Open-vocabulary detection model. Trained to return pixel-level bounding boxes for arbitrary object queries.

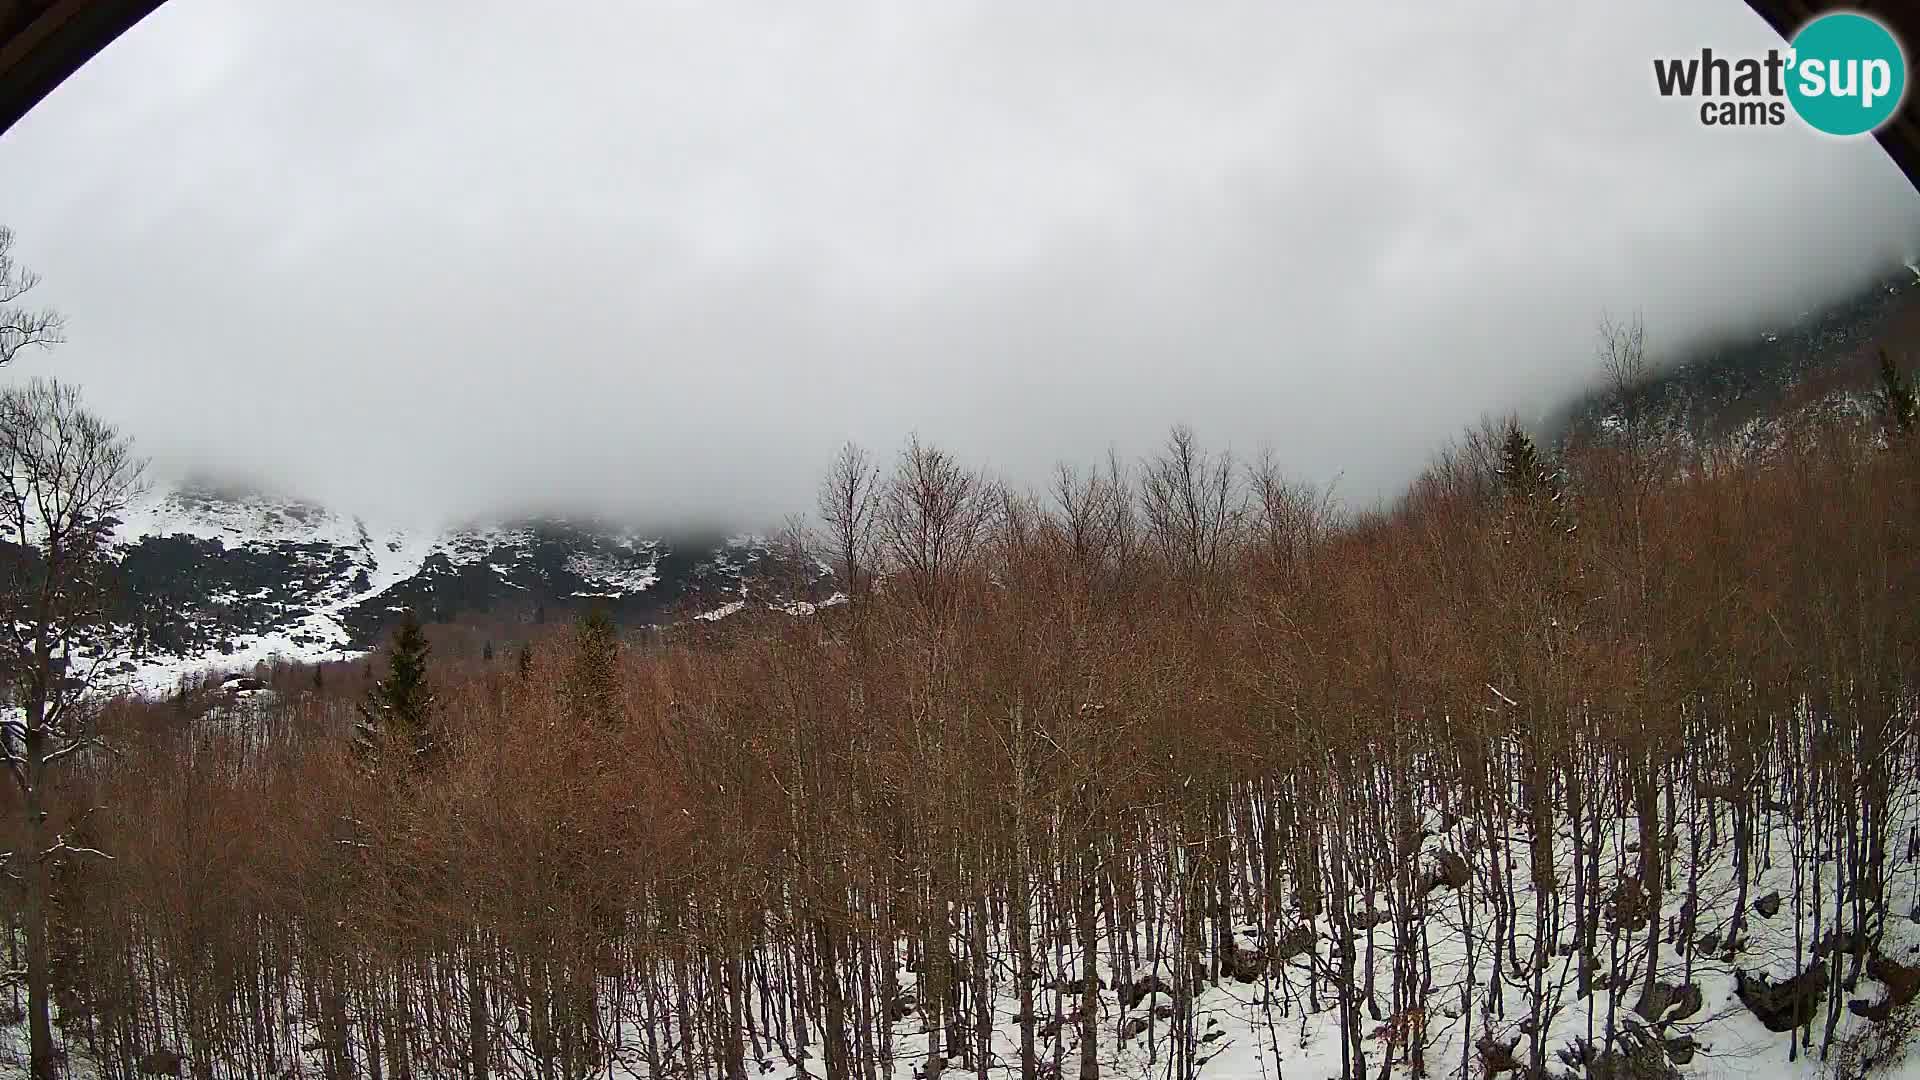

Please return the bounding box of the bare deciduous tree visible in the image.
[0,229,63,369]
[1247,448,1335,586]
[816,442,882,601]
[1139,424,1243,595]
[0,378,144,1080]
[878,435,990,613]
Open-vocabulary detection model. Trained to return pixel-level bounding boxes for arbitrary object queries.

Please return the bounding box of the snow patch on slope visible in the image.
[566,540,661,598]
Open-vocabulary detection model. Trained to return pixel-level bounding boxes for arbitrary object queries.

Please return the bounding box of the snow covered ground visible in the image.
[837,796,1920,1080]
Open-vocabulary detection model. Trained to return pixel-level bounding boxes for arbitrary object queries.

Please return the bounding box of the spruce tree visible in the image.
[356,609,437,764]
[1499,423,1546,504]
[569,607,621,727]
[482,639,495,663]
[1498,423,1564,526]
[1877,349,1915,440]
[1496,420,1574,594]
[517,642,534,682]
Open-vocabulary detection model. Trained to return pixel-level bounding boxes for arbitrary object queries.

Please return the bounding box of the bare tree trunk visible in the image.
[1633,765,1664,1019]
[1076,848,1100,1080]
[25,722,54,1080]
[819,918,852,1080]
[969,896,990,1080]
[467,934,489,1080]
[1012,854,1037,1080]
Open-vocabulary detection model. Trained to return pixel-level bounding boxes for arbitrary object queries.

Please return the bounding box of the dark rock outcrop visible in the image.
[1118,972,1166,1010]
[1733,965,1826,1032]
[1421,850,1470,896]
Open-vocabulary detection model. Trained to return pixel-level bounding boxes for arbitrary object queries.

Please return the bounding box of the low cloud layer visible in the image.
[1,0,1916,528]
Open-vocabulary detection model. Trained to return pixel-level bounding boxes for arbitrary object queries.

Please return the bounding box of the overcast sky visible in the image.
[1,0,1917,528]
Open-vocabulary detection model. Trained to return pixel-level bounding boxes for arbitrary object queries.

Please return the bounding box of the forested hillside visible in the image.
[1552,266,1920,449]
[11,338,1920,1079]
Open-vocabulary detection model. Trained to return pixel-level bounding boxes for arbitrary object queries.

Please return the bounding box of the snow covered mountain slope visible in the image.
[99,483,833,695]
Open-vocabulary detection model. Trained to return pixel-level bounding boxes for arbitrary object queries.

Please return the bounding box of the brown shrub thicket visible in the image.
[5,408,1919,1080]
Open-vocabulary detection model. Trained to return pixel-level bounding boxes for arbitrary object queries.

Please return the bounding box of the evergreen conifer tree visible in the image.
[355,610,436,765]
[1499,423,1545,503]
[569,607,621,727]
[1495,420,1577,606]
[517,642,534,682]
[1497,422,1565,528]
[1877,349,1915,440]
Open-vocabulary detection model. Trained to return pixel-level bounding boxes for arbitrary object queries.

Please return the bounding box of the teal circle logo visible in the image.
[1786,13,1906,136]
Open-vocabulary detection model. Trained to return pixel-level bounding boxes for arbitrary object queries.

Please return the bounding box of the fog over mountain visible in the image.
[0,0,1917,528]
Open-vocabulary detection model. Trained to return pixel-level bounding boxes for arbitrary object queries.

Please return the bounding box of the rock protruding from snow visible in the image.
[1734,964,1826,1032]
[136,1048,182,1077]
[1421,849,1470,896]
[1117,972,1166,1010]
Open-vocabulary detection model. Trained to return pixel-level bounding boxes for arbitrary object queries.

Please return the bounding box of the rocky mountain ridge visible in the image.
[102,485,837,694]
